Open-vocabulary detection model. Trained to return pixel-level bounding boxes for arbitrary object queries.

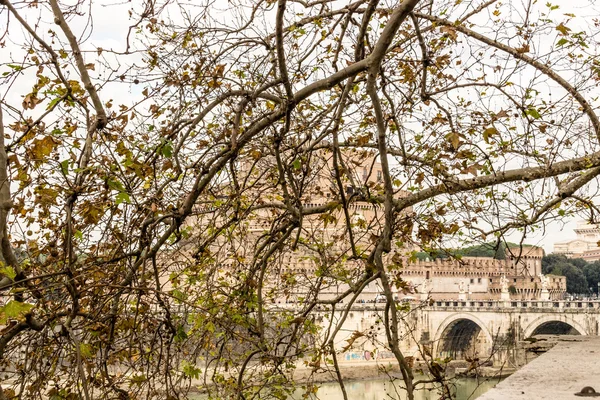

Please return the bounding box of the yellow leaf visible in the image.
[483,126,497,143]
[30,136,58,161]
[556,23,571,35]
[447,132,460,149]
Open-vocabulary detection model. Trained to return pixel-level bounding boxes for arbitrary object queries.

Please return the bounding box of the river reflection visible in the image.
[190,377,501,400]
[295,377,501,399]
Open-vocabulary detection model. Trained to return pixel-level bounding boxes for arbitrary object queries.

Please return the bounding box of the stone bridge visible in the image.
[417,299,600,361]
[300,299,600,364]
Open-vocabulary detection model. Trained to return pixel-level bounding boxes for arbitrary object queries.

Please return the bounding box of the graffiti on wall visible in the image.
[342,349,396,361]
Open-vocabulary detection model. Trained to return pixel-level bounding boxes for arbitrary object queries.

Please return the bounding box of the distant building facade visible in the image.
[553,221,600,261]
[401,246,566,301]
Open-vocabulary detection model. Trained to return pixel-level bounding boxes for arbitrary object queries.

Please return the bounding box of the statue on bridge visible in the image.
[539,273,550,300]
[500,275,510,300]
[500,275,509,293]
[420,279,430,301]
[458,280,466,293]
[457,280,467,300]
[538,273,549,290]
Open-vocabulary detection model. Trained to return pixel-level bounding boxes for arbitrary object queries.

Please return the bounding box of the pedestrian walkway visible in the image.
[478,335,600,399]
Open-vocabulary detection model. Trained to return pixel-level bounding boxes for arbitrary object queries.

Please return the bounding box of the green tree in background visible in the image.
[584,263,600,294]
[543,255,600,294]
[549,262,589,294]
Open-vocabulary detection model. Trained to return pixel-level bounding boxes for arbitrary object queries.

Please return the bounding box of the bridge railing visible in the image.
[428,299,600,310]
[265,299,600,313]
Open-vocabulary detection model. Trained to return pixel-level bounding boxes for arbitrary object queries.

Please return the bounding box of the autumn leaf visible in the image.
[22,93,41,110]
[80,201,105,225]
[515,43,530,53]
[355,133,372,145]
[341,331,365,352]
[556,23,571,35]
[447,132,461,149]
[440,26,458,41]
[29,136,59,161]
[483,127,497,143]
[214,64,226,77]
[415,172,425,185]
[494,109,510,119]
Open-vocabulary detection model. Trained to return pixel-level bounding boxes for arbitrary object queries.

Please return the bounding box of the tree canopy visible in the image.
[543,254,600,295]
[1,0,600,398]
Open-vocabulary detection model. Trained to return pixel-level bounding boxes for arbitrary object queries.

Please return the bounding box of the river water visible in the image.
[191,377,501,399]
[296,377,501,399]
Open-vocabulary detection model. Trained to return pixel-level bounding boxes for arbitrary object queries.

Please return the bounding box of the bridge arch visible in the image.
[523,315,587,338]
[434,313,494,359]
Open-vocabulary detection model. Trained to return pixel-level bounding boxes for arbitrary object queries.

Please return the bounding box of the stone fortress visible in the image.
[398,246,566,301]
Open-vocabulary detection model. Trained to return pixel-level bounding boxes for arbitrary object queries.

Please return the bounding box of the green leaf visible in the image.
[175,325,188,343]
[79,343,93,358]
[7,64,24,71]
[556,38,569,47]
[160,140,173,158]
[4,301,33,317]
[116,192,131,205]
[292,159,302,170]
[47,97,61,110]
[60,160,69,175]
[0,300,34,323]
[107,178,125,192]
[526,108,541,119]
[130,374,147,386]
[0,266,16,280]
[172,289,186,301]
[181,361,202,379]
